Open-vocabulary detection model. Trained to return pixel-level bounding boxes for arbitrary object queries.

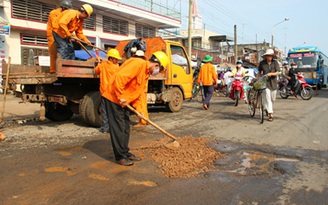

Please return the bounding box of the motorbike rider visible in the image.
[223,67,233,96]
[279,61,289,90]
[231,60,248,103]
[281,61,289,80]
[287,62,298,95]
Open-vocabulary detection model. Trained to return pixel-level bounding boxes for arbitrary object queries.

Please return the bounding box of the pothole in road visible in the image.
[213,143,300,176]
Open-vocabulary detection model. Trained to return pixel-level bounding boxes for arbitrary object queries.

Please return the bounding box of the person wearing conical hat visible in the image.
[258,48,280,122]
[197,54,218,110]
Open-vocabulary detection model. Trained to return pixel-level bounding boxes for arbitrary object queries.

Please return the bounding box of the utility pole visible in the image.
[234,25,237,63]
[187,0,193,58]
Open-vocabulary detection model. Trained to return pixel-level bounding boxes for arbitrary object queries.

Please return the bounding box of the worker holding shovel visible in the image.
[46,0,72,72]
[95,49,122,133]
[104,51,168,166]
[53,4,93,60]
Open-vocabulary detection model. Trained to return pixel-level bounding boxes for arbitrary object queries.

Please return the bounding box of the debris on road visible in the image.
[0,133,5,141]
[141,136,223,178]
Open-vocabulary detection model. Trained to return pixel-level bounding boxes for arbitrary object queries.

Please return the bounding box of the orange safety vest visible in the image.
[106,57,150,109]
[46,8,63,44]
[54,10,88,42]
[95,60,120,99]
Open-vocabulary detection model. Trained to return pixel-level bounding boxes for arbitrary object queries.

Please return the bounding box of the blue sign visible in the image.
[0,24,10,36]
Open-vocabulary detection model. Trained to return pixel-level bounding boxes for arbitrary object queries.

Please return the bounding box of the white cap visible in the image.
[135,50,145,57]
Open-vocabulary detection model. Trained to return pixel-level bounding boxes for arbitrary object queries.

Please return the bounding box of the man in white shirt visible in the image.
[223,68,233,95]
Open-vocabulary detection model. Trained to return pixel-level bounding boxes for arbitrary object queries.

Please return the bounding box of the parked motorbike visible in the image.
[214,81,227,97]
[279,73,314,100]
[229,76,244,106]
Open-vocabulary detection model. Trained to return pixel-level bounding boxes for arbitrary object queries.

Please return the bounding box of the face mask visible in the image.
[292,66,297,69]
[152,68,160,76]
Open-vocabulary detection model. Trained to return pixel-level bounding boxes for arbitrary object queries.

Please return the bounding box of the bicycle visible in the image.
[188,80,204,102]
[196,82,205,103]
[246,75,268,124]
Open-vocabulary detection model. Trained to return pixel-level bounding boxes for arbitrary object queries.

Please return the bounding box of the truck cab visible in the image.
[115,37,193,112]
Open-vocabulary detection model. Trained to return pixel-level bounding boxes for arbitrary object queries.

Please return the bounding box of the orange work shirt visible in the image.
[95,60,120,99]
[106,57,150,110]
[53,10,88,42]
[197,62,218,86]
[46,8,63,44]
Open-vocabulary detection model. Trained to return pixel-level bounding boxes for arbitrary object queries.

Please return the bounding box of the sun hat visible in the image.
[261,49,276,58]
[203,54,213,62]
[134,50,145,57]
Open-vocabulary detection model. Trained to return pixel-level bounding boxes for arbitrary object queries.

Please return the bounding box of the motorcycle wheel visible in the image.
[279,87,289,99]
[300,86,314,100]
[234,90,240,106]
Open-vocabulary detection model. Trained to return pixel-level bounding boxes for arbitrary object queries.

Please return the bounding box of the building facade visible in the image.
[0,0,181,65]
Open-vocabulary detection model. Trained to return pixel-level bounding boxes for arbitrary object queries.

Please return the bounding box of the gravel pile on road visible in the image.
[141,136,223,178]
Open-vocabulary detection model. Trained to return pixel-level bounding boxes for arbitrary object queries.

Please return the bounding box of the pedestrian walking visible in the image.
[197,54,218,110]
[105,51,169,166]
[95,49,122,133]
[53,4,93,60]
[46,0,72,72]
[258,49,280,122]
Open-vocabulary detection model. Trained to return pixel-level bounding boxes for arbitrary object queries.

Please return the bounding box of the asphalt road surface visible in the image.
[0,89,327,205]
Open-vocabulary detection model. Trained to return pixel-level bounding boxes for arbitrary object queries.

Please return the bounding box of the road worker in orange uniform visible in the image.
[46,0,72,72]
[197,54,218,110]
[105,51,169,166]
[95,49,122,133]
[53,4,93,60]
[131,50,149,127]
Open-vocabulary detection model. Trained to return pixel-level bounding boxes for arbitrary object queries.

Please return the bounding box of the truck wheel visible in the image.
[79,92,92,125]
[45,102,73,122]
[83,91,102,127]
[166,87,183,112]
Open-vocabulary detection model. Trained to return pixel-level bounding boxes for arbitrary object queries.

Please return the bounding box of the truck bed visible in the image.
[2,56,98,85]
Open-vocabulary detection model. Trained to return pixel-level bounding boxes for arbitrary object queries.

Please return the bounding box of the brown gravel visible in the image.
[140,136,224,178]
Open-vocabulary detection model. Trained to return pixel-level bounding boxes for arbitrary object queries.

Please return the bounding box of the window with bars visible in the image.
[21,33,47,46]
[103,16,128,35]
[83,13,96,30]
[12,0,55,22]
[136,24,155,38]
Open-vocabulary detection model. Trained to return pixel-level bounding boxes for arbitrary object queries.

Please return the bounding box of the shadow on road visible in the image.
[83,139,115,162]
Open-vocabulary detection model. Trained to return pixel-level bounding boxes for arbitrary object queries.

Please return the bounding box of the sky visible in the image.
[180,0,328,55]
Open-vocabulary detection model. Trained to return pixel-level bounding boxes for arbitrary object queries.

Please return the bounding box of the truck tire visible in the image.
[166,87,183,112]
[82,91,102,127]
[45,102,73,122]
[79,92,92,125]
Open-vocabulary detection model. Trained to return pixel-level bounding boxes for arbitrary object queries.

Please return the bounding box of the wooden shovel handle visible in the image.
[72,37,107,53]
[75,40,93,58]
[1,57,11,122]
[126,104,178,141]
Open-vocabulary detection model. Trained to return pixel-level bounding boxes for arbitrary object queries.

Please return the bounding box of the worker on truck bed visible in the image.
[104,51,169,166]
[53,4,93,60]
[46,0,72,73]
[95,49,122,133]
